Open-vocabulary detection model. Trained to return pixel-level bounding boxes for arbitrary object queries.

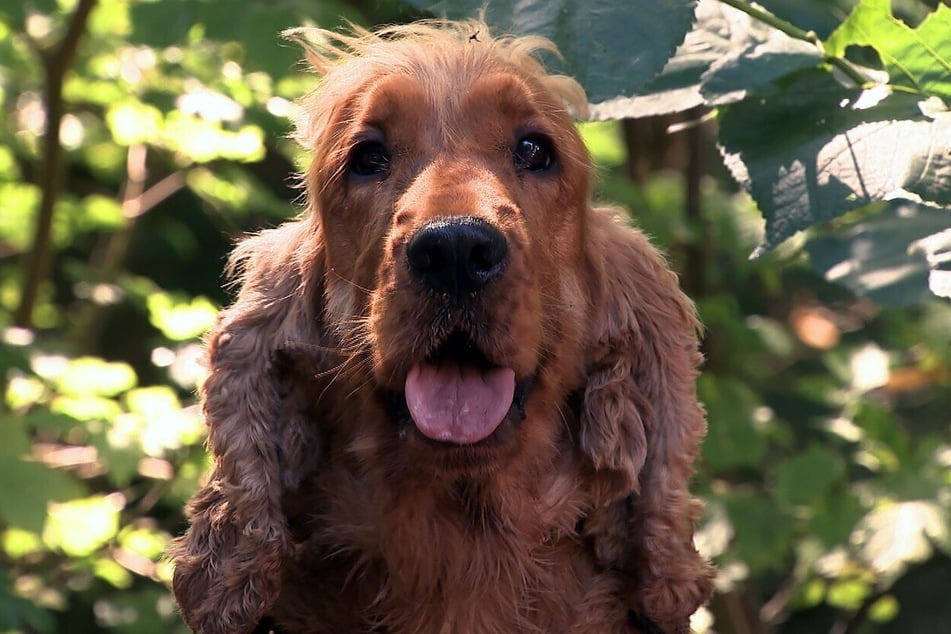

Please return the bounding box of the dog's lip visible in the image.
[423,330,497,369]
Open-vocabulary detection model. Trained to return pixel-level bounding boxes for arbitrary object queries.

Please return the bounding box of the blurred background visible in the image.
[1,1,949,632]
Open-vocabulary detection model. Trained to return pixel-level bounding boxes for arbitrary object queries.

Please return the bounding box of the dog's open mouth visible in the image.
[395,331,530,445]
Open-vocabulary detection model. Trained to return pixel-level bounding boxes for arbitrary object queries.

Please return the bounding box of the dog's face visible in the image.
[301,38,593,468]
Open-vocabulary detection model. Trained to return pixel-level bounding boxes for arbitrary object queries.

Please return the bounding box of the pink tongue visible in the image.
[405,362,516,444]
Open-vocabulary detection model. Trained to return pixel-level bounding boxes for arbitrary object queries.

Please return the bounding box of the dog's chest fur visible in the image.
[274,432,630,634]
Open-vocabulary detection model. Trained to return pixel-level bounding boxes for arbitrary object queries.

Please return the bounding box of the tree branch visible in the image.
[15,0,98,328]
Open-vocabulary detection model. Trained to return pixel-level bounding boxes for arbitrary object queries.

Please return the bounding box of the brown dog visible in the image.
[170,19,714,634]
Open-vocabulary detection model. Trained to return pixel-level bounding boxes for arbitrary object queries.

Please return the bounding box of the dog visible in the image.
[170,19,714,634]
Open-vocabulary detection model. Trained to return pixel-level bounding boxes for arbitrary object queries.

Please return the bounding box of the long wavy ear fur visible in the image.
[580,209,714,631]
[169,217,327,634]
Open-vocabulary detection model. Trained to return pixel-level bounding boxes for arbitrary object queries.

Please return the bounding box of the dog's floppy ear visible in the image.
[169,217,327,634]
[580,209,713,630]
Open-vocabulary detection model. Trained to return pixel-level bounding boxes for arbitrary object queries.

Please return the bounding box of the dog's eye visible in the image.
[512,136,554,172]
[349,140,391,177]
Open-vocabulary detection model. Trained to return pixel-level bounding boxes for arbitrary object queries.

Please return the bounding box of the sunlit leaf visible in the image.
[88,0,132,38]
[852,500,949,581]
[119,526,169,561]
[827,578,871,610]
[868,594,899,623]
[50,393,122,421]
[0,183,41,250]
[577,122,625,167]
[43,495,124,557]
[186,166,252,209]
[2,527,43,558]
[825,0,951,102]
[147,293,218,341]
[94,557,134,589]
[106,101,164,146]
[55,357,137,397]
[121,386,203,456]
[0,145,20,180]
[4,374,47,410]
[719,71,951,256]
[807,203,950,306]
[81,194,124,230]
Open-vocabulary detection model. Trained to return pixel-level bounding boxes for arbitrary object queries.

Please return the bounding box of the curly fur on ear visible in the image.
[169,218,327,634]
[580,209,715,632]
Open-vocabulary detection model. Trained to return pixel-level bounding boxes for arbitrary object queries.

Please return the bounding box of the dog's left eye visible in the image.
[349,140,391,177]
[512,136,554,172]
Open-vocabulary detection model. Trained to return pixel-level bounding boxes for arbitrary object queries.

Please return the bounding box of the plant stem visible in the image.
[15,0,98,328]
[717,0,869,87]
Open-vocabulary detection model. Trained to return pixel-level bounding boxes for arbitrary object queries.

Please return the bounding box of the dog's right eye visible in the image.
[349,141,391,177]
[512,135,554,172]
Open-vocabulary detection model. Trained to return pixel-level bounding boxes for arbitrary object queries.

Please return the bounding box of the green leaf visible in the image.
[807,203,951,306]
[701,37,821,106]
[106,101,164,146]
[719,70,951,255]
[0,459,85,532]
[809,493,864,547]
[0,0,58,28]
[43,495,123,557]
[587,0,825,119]
[55,357,137,397]
[147,293,218,341]
[757,0,859,40]
[723,490,794,574]
[410,0,697,104]
[129,0,359,76]
[590,0,728,119]
[826,0,951,103]
[698,375,768,472]
[774,445,846,507]
[827,578,872,610]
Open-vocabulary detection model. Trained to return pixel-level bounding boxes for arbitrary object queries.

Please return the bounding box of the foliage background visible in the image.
[1,0,949,632]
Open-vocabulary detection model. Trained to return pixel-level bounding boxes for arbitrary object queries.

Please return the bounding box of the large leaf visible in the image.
[758,0,859,40]
[592,0,824,119]
[719,70,951,256]
[807,204,950,306]
[698,375,768,472]
[410,0,697,104]
[0,458,85,532]
[826,0,951,103]
[774,444,846,507]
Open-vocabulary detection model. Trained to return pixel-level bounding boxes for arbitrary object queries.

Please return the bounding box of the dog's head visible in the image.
[289,21,594,468]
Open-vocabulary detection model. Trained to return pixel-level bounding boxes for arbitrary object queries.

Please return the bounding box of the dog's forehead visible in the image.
[342,53,560,148]
[363,69,540,123]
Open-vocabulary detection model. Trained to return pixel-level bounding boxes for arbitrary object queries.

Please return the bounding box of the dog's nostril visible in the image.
[407,216,508,297]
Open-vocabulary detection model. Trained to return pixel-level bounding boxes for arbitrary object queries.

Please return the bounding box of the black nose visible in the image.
[406,216,508,297]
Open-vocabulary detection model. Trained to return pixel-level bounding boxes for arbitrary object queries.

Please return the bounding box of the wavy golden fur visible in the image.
[170,19,714,634]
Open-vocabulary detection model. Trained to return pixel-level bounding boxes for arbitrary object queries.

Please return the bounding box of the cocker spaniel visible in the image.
[171,19,714,634]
